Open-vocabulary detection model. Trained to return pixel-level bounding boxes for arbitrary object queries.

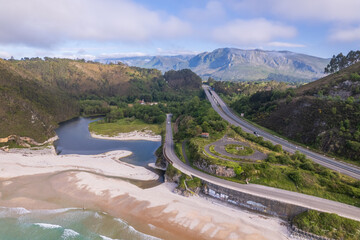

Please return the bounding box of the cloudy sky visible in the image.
[0,0,359,59]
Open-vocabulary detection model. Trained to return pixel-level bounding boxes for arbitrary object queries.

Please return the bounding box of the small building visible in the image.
[139,99,145,105]
[201,132,210,138]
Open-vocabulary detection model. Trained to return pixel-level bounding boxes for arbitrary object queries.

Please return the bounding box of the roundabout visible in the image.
[204,136,267,162]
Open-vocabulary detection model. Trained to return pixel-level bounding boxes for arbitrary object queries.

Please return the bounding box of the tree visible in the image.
[325,50,360,73]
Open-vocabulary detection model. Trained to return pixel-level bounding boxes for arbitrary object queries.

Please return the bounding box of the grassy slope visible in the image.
[189,128,360,207]
[89,118,162,136]
[293,210,360,240]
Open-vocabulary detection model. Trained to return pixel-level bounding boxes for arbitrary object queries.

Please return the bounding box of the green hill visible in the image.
[228,62,360,164]
[0,58,201,142]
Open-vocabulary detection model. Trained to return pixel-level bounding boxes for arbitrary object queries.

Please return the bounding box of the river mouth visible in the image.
[54,117,161,166]
[54,117,164,188]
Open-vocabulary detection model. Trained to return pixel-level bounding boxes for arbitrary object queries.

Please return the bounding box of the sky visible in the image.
[0,0,360,60]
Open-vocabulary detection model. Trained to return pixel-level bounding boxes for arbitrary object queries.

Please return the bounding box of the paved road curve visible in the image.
[164,114,360,221]
[203,85,360,180]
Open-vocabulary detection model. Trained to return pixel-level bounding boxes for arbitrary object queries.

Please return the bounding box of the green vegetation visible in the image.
[174,142,186,163]
[178,175,202,192]
[0,57,203,141]
[165,164,181,179]
[213,80,291,99]
[215,59,360,165]
[225,144,254,156]
[208,144,254,162]
[185,177,202,191]
[231,126,283,153]
[184,123,360,207]
[293,210,360,240]
[108,104,166,124]
[89,118,162,136]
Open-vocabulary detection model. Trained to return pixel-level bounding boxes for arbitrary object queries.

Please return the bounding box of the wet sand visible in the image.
[0,169,293,240]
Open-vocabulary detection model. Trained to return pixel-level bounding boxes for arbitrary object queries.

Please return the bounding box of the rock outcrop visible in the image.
[194,159,236,177]
[0,135,58,148]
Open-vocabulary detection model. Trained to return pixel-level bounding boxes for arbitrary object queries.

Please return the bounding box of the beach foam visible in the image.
[61,229,80,239]
[34,223,62,229]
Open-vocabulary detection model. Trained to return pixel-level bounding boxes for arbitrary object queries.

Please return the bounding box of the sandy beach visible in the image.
[0,148,293,240]
[0,146,158,181]
[90,130,161,142]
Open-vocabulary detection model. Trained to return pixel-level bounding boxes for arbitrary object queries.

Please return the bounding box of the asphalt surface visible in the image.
[164,114,360,221]
[203,85,360,180]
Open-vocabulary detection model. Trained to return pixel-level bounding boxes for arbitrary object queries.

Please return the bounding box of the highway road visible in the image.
[203,85,360,180]
[164,114,360,221]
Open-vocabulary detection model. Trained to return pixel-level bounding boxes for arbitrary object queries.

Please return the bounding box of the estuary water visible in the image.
[54,117,161,166]
[0,117,162,240]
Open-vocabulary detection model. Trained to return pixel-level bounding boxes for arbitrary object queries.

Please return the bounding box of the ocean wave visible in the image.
[100,235,119,240]
[128,225,161,240]
[35,208,80,214]
[0,207,31,217]
[114,217,128,225]
[34,223,62,229]
[61,228,80,239]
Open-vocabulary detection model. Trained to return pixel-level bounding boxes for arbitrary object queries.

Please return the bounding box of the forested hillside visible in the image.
[223,61,360,164]
[0,58,202,141]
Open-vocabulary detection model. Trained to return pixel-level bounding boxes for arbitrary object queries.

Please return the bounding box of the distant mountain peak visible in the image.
[96,48,329,83]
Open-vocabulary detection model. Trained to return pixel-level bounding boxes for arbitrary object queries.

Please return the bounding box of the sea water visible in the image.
[0,207,160,240]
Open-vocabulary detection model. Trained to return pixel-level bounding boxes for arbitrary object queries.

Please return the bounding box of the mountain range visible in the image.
[97,48,329,83]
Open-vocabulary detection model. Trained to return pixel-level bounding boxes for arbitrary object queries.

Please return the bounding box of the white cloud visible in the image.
[212,19,296,45]
[226,0,360,23]
[271,0,360,23]
[268,42,305,48]
[155,48,200,56]
[98,52,149,58]
[184,1,225,22]
[0,51,11,59]
[0,0,191,48]
[330,26,360,42]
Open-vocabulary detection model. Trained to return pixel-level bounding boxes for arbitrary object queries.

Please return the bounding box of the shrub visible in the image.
[300,161,315,171]
[266,153,277,163]
[273,144,282,152]
[288,170,303,186]
[234,166,243,176]
[350,72,360,81]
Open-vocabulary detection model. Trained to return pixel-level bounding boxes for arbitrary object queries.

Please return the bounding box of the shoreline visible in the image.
[0,147,294,239]
[90,131,161,142]
[0,170,293,240]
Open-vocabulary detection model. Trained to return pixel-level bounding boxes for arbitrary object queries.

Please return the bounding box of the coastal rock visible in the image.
[0,135,58,147]
[155,156,167,169]
[164,170,181,183]
[194,159,235,177]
